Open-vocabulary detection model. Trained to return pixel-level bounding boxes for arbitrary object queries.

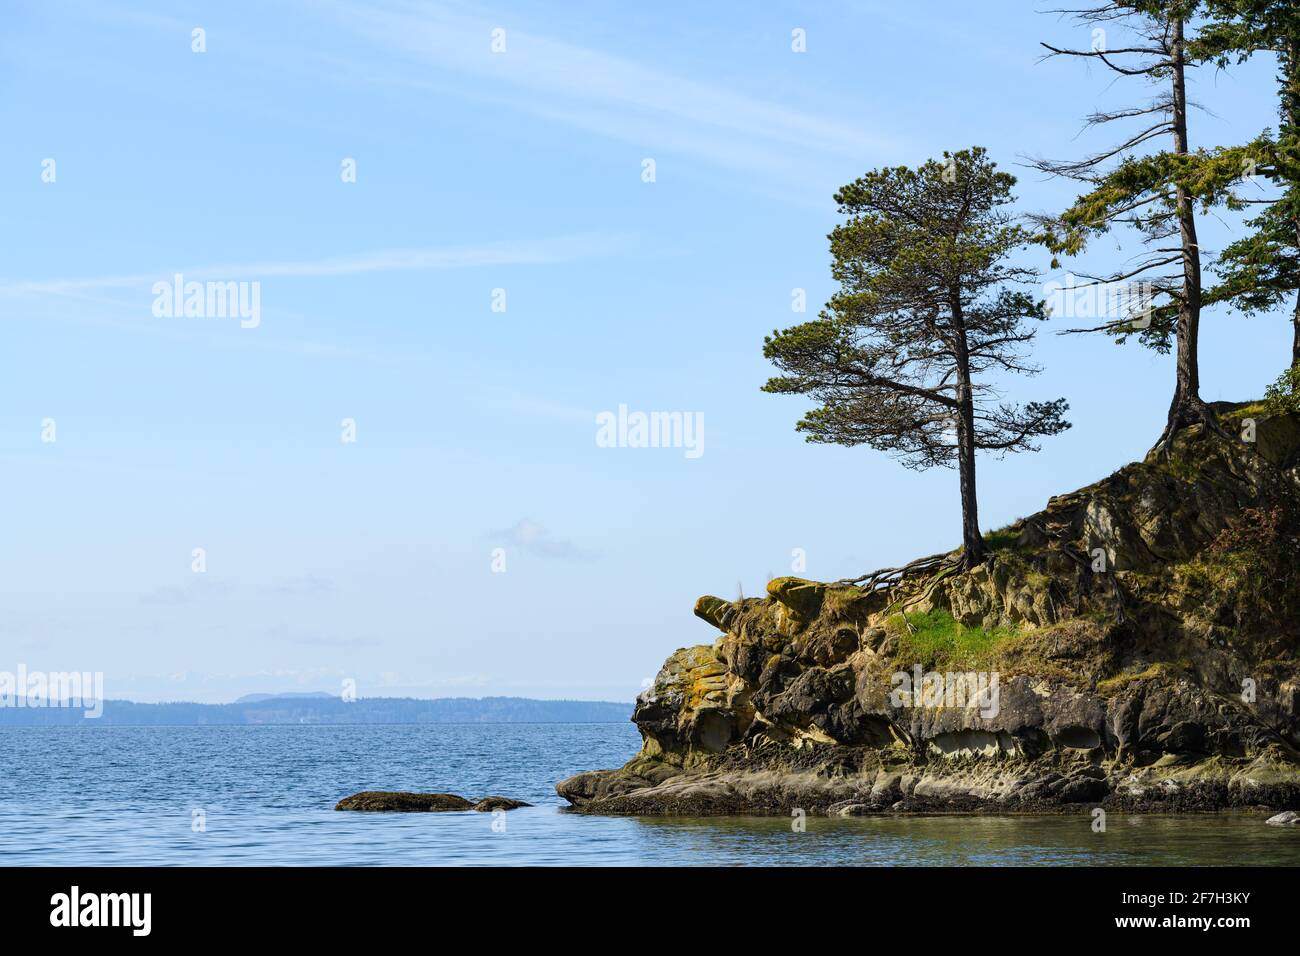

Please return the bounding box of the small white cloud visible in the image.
[490,519,598,562]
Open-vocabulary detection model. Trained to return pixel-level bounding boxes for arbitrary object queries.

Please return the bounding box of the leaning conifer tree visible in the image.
[763,148,1070,570]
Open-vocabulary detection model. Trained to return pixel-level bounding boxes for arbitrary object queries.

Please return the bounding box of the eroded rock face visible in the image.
[634,644,754,758]
[558,408,1300,815]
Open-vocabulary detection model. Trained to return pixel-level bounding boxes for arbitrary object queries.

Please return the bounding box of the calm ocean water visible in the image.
[1,724,1297,866]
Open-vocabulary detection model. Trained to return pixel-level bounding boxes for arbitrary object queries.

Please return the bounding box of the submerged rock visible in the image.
[1266,810,1300,826]
[559,406,1300,815]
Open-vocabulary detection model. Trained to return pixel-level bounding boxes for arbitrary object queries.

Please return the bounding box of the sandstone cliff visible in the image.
[559,402,1300,814]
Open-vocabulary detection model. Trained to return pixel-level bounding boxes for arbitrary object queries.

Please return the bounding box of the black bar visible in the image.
[0,865,1280,940]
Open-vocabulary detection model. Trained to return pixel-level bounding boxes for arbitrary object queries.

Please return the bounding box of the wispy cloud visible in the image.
[83,0,894,190]
[267,575,337,598]
[496,392,597,425]
[490,518,598,562]
[0,233,633,298]
[295,0,891,184]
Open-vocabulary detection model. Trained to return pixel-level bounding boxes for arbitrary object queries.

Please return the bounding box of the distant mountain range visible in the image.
[0,695,633,726]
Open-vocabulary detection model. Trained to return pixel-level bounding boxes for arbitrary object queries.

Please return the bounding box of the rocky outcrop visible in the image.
[559,405,1300,815]
[335,791,530,811]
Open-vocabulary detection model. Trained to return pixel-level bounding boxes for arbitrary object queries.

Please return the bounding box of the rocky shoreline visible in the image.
[558,406,1300,816]
[558,750,1300,816]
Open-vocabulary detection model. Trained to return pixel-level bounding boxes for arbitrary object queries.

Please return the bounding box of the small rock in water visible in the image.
[335,791,473,812]
[334,791,531,812]
[473,797,531,812]
[1266,810,1300,826]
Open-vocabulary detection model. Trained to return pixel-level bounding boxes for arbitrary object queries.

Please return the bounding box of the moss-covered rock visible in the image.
[558,405,1300,814]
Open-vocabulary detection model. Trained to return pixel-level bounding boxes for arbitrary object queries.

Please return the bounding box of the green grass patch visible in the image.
[1096,662,1175,695]
[1221,401,1268,422]
[951,525,1024,555]
[983,529,1019,551]
[1024,569,1052,589]
[885,609,1019,670]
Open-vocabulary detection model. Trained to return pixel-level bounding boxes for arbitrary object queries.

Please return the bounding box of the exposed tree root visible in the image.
[834,551,957,593]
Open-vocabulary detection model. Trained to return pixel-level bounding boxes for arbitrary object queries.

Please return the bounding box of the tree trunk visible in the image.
[1289,37,1300,371]
[956,403,985,569]
[1294,233,1300,370]
[1294,286,1300,370]
[951,321,986,568]
[1159,14,1215,447]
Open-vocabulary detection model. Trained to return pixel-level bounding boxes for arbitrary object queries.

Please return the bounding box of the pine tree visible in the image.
[1195,0,1300,372]
[1032,1,1217,448]
[762,149,1070,569]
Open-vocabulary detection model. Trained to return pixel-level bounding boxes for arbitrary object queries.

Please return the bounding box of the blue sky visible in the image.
[0,1,1287,702]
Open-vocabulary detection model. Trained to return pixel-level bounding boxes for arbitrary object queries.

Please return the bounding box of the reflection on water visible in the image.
[0,725,1296,866]
[626,813,1300,866]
